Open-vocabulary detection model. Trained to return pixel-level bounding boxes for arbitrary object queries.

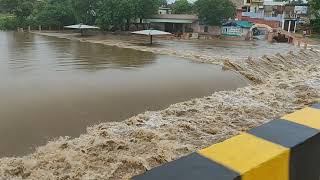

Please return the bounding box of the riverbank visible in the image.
[0,32,319,179]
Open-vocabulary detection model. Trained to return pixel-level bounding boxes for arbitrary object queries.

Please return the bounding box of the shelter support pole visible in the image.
[150,35,153,44]
[267,32,273,42]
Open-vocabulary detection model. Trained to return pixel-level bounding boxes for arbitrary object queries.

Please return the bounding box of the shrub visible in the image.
[0,16,17,30]
[311,19,320,33]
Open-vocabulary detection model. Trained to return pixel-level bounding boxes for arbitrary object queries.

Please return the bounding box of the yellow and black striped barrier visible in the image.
[133,104,320,180]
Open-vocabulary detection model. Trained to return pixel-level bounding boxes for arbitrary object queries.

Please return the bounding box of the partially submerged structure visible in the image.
[131,29,171,44]
[221,20,254,39]
[64,24,99,36]
[146,14,199,33]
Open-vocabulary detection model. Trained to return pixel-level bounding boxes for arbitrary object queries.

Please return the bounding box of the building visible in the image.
[158,7,172,15]
[238,0,310,32]
[146,14,199,33]
[282,3,309,33]
[238,0,285,28]
[221,20,254,39]
[244,0,264,13]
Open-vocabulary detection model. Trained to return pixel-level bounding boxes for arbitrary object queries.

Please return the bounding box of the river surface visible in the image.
[0,32,248,157]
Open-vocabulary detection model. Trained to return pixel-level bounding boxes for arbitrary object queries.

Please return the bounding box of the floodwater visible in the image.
[88,34,299,60]
[0,32,248,157]
[158,38,300,60]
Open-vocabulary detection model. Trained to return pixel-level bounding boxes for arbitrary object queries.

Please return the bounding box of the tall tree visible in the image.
[309,0,320,32]
[96,0,162,30]
[96,0,132,30]
[195,0,236,25]
[71,0,97,25]
[0,0,36,20]
[195,0,235,26]
[35,0,76,29]
[131,0,164,23]
[309,0,320,18]
[172,0,193,14]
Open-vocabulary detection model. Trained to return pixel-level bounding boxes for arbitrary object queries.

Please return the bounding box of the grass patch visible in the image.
[309,34,320,39]
[0,15,17,30]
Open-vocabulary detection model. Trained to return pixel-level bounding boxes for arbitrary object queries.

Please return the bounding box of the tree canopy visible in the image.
[195,0,235,25]
[35,0,76,29]
[71,0,97,25]
[0,0,37,20]
[309,0,320,32]
[96,0,163,30]
[0,0,240,30]
[172,0,193,14]
[309,0,320,18]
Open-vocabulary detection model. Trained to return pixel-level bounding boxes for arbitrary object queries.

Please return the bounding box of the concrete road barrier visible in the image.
[133,104,320,180]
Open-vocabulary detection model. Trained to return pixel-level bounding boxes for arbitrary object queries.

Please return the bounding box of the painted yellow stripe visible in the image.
[199,133,289,180]
[282,107,320,130]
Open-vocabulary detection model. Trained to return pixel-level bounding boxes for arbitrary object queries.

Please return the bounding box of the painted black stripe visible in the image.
[132,152,241,180]
[289,133,320,180]
[311,103,320,109]
[248,119,320,180]
[248,119,319,148]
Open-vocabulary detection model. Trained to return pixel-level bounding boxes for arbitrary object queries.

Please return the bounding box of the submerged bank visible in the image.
[0,33,319,179]
[32,32,300,65]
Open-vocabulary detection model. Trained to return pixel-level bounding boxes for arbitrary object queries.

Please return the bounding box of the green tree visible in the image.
[309,0,320,18]
[195,0,235,25]
[0,0,36,23]
[172,0,193,14]
[130,0,164,25]
[96,0,161,30]
[309,0,320,32]
[96,0,132,30]
[0,16,17,30]
[71,0,97,25]
[35,0,75,29]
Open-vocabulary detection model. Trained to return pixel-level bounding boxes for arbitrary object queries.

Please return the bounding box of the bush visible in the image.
[0,16,17,30]
[311,19,320,33]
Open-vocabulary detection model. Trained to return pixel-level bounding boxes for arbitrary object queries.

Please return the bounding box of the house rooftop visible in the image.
[146,14,198,24]
[264,1,288,6]
[151,14,198,20]
[223,20,254,28]
[159,7,171,10]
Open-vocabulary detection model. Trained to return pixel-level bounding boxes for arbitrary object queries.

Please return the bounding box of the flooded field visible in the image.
[0,32,248,157]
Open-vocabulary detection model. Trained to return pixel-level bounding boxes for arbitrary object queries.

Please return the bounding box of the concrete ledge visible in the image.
[133,104,320,180]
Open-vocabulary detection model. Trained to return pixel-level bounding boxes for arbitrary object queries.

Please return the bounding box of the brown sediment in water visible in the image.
[0,33,319,179]
[30,32,236,65]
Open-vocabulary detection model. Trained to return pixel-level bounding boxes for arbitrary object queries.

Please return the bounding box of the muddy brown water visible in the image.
[87,33,300,60]
[0,32,249,157]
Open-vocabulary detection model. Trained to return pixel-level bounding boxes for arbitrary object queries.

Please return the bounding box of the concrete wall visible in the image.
[150,23,165,31]
[241,16,280,28]
[192,23,221,35]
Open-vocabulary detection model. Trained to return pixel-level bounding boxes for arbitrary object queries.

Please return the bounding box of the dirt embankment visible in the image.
[0,47,319,179]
